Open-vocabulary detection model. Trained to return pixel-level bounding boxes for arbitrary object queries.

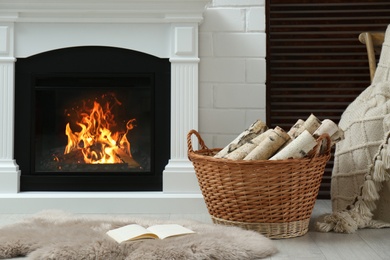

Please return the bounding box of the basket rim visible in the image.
[188,147,331,165]
[187,129,332,164]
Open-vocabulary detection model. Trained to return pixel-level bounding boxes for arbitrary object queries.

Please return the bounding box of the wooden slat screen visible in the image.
[266,0,390,199]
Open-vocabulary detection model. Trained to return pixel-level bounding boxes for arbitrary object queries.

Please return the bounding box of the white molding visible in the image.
[0,26,9,54]
[0,161,20,193]
[0,59,20,193]
[163,44,199,193]
[0,22,14,57]
[169,62,199,159]
[0,57,15,62]
[0,62,15,160]
[0,0,210,23]
[14,23,172,58]
[0,192,207,214]
[174,27,196,56]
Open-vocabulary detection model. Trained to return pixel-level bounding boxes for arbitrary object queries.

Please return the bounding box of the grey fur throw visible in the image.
[0,210,277,260]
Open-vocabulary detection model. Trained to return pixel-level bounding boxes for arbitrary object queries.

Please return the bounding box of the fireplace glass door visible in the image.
[15,47,170,191]
[35,75,152,173]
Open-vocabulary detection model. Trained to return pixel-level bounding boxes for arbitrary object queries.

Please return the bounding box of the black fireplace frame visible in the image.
[15,46,170,191]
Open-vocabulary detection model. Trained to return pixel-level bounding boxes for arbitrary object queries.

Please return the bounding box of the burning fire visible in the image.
[64,98,136,165]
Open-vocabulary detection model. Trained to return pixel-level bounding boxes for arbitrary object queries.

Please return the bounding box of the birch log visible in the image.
[312,119,339,153]
[312,118,344,145]
[287,119,305,138]
[291,114,322,139]
[313,119,339,137]
[303,114,322,134]
[313,119,344,151]
[269,130,317,160]
[279,119,305,151]
[225,129,273,160]
[214,120,267,158]
[244,126,290,160]
[330,129,344,144]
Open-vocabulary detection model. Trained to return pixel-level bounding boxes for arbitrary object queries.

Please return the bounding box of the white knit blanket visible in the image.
[316,25,390,233]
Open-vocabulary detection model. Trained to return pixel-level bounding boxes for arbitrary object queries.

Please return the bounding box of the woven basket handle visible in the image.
[187,129,209,153]
[311,133,332,158]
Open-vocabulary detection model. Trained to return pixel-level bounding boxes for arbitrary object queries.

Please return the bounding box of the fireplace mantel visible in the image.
[0,0,209,23]
[0,0,210,214]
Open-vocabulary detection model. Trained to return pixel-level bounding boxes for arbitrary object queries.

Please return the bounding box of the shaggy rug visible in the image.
[0,210,277,260]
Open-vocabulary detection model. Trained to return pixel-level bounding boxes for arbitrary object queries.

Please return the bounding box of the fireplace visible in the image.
[15,46,170,191]
[0,0,210,214]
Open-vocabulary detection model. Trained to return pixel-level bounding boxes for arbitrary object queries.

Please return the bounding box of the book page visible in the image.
[146,224,195,239]
[106,224,158,243]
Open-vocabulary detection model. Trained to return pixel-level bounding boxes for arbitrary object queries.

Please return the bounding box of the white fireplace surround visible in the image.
[0,0,210,214]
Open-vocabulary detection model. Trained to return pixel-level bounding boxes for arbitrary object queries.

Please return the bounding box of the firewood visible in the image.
[244,126,290,160]
[312,118,344,145]
[224,129,273,160]
[58,149,84,163]
[214,120,268,158]
[313,119,339,137]
[269,130,317,160]
[302,114,322,134]
[330,129,344,144]
[291,114,321,139]
[277,118,305,152]
[312,118,343,151]
[115,148,141,168]
[287,119,305,138]
[279,115,321,152]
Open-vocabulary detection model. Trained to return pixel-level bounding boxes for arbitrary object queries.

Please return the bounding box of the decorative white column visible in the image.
[0,23,20,193]
[163,24,200,193]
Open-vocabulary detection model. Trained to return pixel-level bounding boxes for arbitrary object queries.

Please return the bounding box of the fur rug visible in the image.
[0,210,277,260]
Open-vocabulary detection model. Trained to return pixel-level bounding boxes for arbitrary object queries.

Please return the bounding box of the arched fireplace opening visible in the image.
[15,46,170,191]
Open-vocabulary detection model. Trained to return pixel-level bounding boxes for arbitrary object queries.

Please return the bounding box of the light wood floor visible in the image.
[0,200,389,260]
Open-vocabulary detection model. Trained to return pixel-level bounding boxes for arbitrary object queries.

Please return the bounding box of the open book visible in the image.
[106,224,195,243]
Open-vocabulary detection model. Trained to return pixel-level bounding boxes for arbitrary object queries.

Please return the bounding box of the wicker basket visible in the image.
[187,129,331,239]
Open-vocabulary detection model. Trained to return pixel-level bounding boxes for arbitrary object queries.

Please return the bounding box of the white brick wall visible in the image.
[199,0,266,148]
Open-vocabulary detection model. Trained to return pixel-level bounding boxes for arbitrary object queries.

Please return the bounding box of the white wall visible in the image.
[199,0,266,148]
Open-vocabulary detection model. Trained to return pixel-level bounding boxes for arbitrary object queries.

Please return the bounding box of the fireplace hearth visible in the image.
[15,46,170,191]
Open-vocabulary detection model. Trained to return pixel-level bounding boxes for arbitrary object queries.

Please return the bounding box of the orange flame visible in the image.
[64,100,136,164]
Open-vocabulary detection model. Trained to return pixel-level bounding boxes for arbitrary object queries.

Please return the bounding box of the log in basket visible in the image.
[187,129,331,239]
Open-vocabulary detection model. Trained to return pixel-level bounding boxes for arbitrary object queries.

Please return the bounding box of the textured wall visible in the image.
[199,0,266,148]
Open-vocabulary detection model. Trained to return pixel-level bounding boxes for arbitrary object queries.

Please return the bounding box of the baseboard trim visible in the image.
[0,192,208,214]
